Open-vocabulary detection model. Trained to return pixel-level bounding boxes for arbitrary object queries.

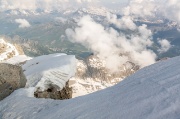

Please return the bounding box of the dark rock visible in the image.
[0,63,27,100]
[34,82,72,100]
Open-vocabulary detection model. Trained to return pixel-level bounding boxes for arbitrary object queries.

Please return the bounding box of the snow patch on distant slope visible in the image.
[22,53,77,91]
[0,38,19,61]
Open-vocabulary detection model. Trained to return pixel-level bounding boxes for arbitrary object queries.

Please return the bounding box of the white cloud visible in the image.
[124,0,180,24]
[158,39,172,53]
[123,0,156,19]
[76,0,93,3]
[0,0,37,11]
[162,0,180,24]
[107,13,136,30]
[0,0,96,12]
[66,15,157,72]
[15,19,31,28]
[0,0,129,12]
[1,0,180,27]
[0,0,65,12]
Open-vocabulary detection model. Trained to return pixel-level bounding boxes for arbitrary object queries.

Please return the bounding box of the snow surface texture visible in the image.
[1,56,180,119]
[0,38,19,61]
[2,55,32,65]
[22,53,77,91]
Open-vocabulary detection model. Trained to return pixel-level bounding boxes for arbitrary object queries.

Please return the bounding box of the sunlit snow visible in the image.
[22,53,77,91]
[1,56,180,119]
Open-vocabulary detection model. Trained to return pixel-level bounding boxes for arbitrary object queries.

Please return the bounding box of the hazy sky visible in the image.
[0,0,129,11]
[0,0,170,13]
[99,0,129,9]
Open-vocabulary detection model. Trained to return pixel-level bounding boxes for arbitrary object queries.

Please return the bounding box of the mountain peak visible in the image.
[0,38,20,61]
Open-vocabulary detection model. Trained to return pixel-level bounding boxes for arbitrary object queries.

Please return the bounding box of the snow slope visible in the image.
[2,55,32,65]
[22,53,77,91]
[1,56,180,119]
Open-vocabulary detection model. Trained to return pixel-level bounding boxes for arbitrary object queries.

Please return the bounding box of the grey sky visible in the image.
[0,0,129,11]
[98,0,129,9]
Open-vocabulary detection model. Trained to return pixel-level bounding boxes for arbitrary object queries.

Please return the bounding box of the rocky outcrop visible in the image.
[0,38,20,61]
[0,63,27,100]
[76,55,139,82]
[70,55,140,97]
[14,44,24,55]
[34,82,72,100]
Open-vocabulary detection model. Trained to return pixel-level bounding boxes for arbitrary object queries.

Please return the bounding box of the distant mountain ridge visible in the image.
[0,38,22,61]
[70,55,139,97]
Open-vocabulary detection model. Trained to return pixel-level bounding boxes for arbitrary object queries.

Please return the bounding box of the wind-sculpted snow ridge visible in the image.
[0,39,19,61]
[1,55,180,119]
[22,53,77,91]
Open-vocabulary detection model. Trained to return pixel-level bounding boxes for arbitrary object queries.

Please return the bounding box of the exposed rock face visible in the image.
[0,63,27,100]
[34,82,72,100]
[70,55,140,97]
[0,38,22,61]
[82,55,139,82]
[14,44,24,55]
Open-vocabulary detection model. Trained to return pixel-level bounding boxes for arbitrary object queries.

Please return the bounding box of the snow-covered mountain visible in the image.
[0,38,31,65]
[74,6,110,17]
[20,53,138,98]
[1,54,180,119]
[70,55,139,97]
[0,40,139,98]
[2,5,111,17]
[0,38,22,61]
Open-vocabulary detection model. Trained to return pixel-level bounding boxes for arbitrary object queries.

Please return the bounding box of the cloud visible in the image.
[124,0,180,24]
[76,0,93,3]
[15,19,31,28]
[1,0,180,27]
[158,39,172,53]
[123,0,156,19]
[0,0,37,11]
[107,13,136,30]
[162,0,180,24]
[0,0,60,12]
[0,0,127,12]
[66,15,157,72]
[0,0,96,12]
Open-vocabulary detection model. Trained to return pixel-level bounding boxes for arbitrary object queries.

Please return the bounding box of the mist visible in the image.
[66,15,158,72]
[65,0,175,72]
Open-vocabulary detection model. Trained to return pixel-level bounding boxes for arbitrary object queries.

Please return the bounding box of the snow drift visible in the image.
[1,55,180,119]
[22,53,77,91]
